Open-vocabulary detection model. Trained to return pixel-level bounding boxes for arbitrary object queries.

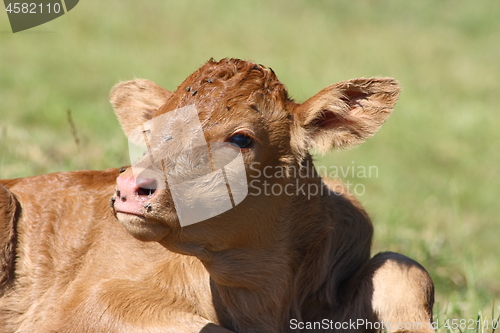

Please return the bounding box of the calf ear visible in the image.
[110,79,172,136]
[293,77,400,153]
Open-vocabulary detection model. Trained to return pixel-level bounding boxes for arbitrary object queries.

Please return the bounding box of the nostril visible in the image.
[135,178,157,197]
[137,187,156,197]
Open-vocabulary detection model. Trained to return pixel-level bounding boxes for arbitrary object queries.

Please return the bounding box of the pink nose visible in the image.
[113,175,157,215]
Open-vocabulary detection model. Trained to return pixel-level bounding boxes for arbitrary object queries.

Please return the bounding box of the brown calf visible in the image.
[0,58,434,332]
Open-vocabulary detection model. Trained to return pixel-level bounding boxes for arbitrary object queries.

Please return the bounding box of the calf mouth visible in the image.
[114,211,172,242]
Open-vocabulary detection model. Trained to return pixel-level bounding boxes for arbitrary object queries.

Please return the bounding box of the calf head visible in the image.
[110,58,400,254]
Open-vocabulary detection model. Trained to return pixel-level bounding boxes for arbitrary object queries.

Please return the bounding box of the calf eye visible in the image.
[228,133,253,149]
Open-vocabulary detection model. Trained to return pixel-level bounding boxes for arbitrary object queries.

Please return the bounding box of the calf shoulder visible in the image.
[0,169,122,329]
[0,169,217,332]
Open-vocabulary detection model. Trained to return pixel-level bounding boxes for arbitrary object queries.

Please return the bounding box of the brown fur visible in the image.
[0,184,19,293]
[0,58,434,332]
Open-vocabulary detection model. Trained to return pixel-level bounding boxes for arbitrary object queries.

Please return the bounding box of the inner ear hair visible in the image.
[297,77,401,153]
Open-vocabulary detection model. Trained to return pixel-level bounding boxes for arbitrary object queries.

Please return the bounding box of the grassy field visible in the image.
[1,0,499,329]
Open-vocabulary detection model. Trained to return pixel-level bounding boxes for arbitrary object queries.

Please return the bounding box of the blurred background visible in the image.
[1,0,499,325]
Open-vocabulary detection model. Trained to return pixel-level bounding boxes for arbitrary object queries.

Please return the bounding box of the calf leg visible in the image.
[50,279,235,333]
[371,252,434,332]
[353,252,435,333]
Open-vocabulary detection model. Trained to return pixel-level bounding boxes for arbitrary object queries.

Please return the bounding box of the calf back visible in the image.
[0,169,214,331]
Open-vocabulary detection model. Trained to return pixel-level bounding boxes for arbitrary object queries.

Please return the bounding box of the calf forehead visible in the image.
[156,58,291,122]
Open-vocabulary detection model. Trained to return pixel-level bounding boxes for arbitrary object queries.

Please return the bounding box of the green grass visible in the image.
[1,0,499,329]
